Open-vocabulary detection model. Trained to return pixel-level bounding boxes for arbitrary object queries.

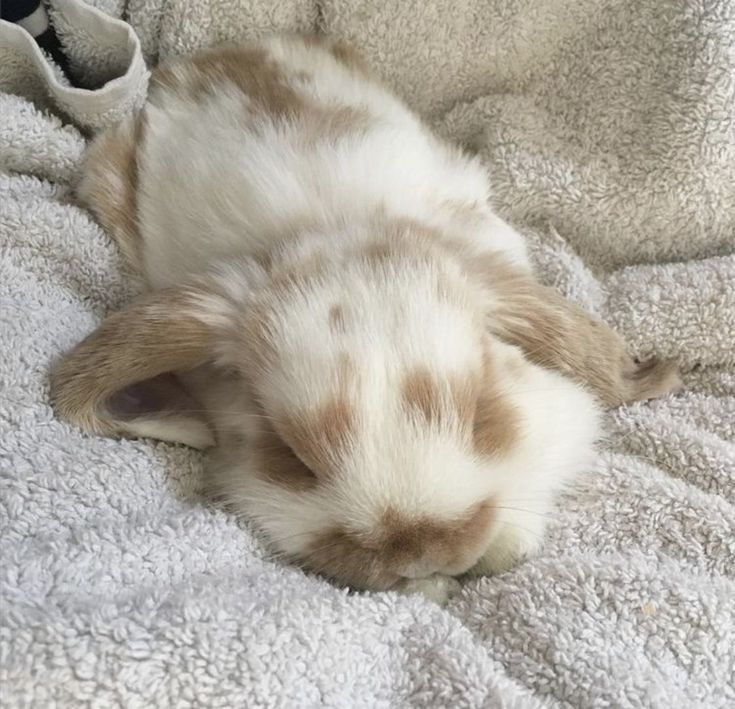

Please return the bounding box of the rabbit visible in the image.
[51,35,681,603]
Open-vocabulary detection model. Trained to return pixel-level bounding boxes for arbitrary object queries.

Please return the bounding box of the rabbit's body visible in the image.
[106,38,527,288]
[56,36,680,602]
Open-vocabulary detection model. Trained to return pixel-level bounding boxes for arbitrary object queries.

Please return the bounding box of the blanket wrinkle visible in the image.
[1,0,733,706]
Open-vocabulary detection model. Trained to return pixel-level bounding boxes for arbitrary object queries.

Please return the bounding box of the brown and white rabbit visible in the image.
[51,35,680,603]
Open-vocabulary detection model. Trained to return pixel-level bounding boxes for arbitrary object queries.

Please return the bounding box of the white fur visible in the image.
[138,38,527,289]
[208,335,600,588]
[99,36,600,597]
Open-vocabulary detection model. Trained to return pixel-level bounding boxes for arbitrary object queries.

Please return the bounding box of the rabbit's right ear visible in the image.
[50,285,240,448]
[463,251,681,407]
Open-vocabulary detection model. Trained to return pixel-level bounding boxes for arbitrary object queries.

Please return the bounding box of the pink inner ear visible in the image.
[106,372,203,420]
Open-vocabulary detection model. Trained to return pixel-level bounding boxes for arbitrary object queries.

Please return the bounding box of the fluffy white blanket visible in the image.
[1,0,733,705]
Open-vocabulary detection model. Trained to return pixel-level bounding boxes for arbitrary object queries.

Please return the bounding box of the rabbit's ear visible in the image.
[103,371,214,449]
[50,286,236,448]
[465,252,681,406]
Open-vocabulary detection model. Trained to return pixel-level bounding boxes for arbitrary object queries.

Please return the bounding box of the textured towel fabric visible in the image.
[1,1,734,707]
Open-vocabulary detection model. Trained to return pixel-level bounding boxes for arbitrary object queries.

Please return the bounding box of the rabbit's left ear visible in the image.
[50,285,237,448]
[465,252,681,406]
[103,371,215,449]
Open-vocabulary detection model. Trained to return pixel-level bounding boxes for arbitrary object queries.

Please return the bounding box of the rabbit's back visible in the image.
[132,37,503,287]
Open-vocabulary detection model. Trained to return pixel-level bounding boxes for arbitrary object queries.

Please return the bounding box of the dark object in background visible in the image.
[1,0,69,75]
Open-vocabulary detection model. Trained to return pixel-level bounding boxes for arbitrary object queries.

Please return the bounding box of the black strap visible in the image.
[1,0,43,26]
[1,0,70,76]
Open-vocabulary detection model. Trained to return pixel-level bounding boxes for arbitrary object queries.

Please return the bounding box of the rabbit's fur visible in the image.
[52,36,680,602]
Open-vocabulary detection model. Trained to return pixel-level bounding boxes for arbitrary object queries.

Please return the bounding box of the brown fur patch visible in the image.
[380,501,494,564]
[622,357,682,400]
[316,396,355,455]
[283,396,356,474]
[151,44,372,143]
[472,349,521,458]
[362,239,399,265]
[253,425,317,492]
[50,287,214,437]
[299,105,373,146]
[473,388,521,458]
[298,35,374,78]
[275,354,358,476]
[301,527,398,590]
[302,500,495,590]
[360,222,472,307]
[151,46,302,117]
[78,112,144,272]
[401,361,519,456]
[328,304,347,333]
[270,257,327,295]
[377,219,446,257]
[401,367,443,425]
[328,40,374,77]
[242,302,279,370]
[440,199,484,225]
[463,251,682,406]
[448,374,479,429]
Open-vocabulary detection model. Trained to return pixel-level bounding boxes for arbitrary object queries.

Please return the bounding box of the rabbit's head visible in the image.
[52,219,602,589]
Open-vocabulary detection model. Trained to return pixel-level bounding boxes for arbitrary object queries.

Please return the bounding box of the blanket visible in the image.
[1,0,733,706]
